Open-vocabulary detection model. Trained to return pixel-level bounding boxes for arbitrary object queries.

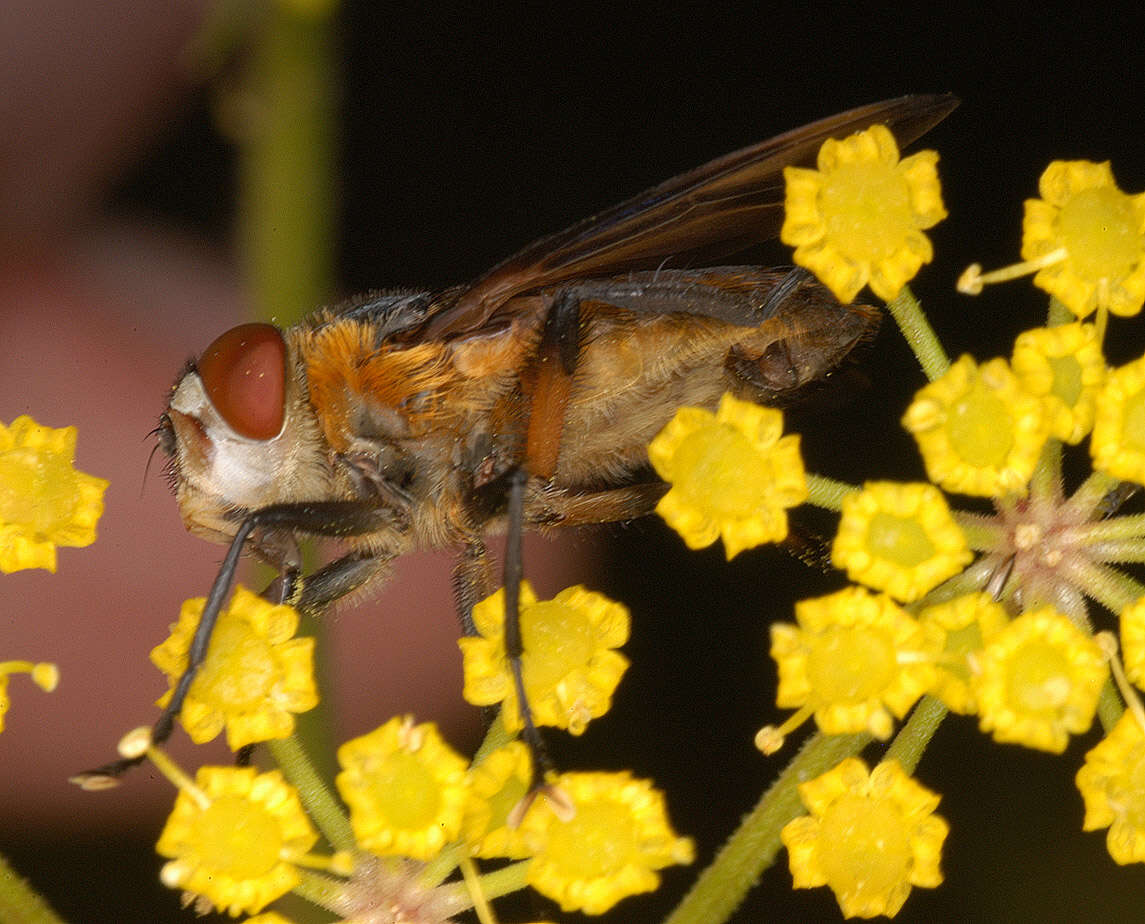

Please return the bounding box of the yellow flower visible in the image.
[770,586,935,739]
[648,393,807,559]
[462,741,534,859]
[242,914,297,924]
[1011,323,1106,444]
[973,606,1106,753]
[902,355,1049,497]
[1076,711,1145,864]
[831,481,972,602]
[1090,354,1145,485]
[781,123,946,303]
[518,771,694,915]
[0,660,59,734]
[459,582,629,735]
[0,415,108,572]
[150,586,318,750]
[156,766,318,917]
[781,758,948,919]
[1022,160,1145,319]
[918,593,1009,715]
[1119,596,1145,689]
[336,716,469,861]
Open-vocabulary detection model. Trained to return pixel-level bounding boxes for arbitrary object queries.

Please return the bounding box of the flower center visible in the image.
[866,512,936,568]
[674,426,769,515]
[807,626,897,702]
[822,162,912,262]
[546,800,636,880]
[522,599,594,692]
[366,751,442,829]
[1006,641,1071,712]
[1048,354,1083,408]
[196,618,276,710]
[1058,186,1143,281]
[818,794,911,900]
[946,387,1014,467]
[0,448,77,534]
[193,795,283,879]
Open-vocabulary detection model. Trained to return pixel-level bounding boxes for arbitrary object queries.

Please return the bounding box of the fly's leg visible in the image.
[72,501,400,788]
[500,288,583,785]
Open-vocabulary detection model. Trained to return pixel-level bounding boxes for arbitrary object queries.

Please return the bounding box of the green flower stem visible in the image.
[918,556,997,605]
[1060,558,1145,614]
[471,710,515,767]
[293,868,347,914]
[886,285,950,382]
[1074,514,1145,543]
[1087,540,1145,563]
[0,854,64,924]
[239,0,339,325]
[805,473,858,512]
[1030,438,1063,500]
[953,512,1006,551]
[422,843,463,887]
[882,695,948,774]
[1048,296,1074,326]
[1065,470,1122,519]
[663,731,869,924]
[1096,679,1125,734]
[437,860,531,916]
[269,735,355,852]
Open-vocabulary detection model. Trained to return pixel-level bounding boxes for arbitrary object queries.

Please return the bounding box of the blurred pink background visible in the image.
[0,0,583,838]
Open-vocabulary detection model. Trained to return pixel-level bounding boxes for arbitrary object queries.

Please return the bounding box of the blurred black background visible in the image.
[8,2,1145,922]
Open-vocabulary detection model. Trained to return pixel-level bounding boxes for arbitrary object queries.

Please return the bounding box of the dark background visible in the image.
[6,3,1145,922]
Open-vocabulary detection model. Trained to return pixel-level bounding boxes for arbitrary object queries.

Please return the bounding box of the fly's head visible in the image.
[159,323,330,546]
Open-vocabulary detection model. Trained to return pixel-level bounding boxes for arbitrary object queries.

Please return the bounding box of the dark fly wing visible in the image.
[421,94,957,338]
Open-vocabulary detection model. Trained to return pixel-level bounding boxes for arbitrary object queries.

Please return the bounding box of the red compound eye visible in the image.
[197,323,286,440]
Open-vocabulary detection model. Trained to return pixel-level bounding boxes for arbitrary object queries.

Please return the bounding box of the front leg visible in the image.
[73,500,404,787]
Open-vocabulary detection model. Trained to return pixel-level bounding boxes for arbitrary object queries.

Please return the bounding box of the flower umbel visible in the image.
[781,123,946,303]
[770,586,935,740]
[831,481,972,602]
[973,606,1106,753]
[156,765,319,916]
[519,771,694,914]
[901,355,1049,497]
[781,758,948,919]
[0,415,108,572]
[150,585,318,750]
[648,392,807,559]
[335,715,469,861]
[459,581,629,735]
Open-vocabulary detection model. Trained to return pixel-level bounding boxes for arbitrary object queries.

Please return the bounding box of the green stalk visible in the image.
[883,695,948,774]
[805,473,858,512]
[0,854,65,924]
[269,736,355,853]
[437,860,531,916]
[663,731,869,924]
[885,285,950,382]
[238,1,339,325]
